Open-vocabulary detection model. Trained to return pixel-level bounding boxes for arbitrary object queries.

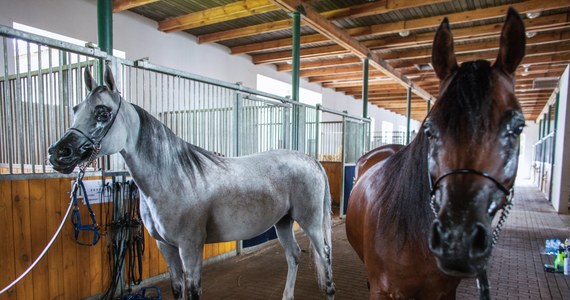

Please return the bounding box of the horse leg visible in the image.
[275,216,301,300]
[301,221,335,299]
[179,242,205,300]
[156,241,185,300]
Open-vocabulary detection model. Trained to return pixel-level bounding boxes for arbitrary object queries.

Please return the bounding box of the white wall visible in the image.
[517,121,538,180]
[551,65,570,214]
[0,0,419,132]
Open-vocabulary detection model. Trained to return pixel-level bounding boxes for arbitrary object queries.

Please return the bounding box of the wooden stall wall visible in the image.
[320,162,342,209]
[0,177,236,300]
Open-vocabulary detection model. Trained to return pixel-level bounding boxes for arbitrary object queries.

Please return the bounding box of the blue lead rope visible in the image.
[70,179,101,246]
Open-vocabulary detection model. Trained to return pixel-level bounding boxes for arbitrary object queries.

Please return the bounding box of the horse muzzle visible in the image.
[428,219,492,277]
[48,133,95,174]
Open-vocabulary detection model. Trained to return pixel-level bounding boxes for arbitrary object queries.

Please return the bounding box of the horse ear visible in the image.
[432,18,458,81]
[104,64,116,92]
[84,67,97,92]
[493,7,526,75]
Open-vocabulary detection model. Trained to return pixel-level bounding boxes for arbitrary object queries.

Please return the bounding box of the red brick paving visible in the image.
[142,180,570,299]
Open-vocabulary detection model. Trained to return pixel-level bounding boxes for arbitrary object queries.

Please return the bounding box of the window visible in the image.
[13,23,125,72]
[382,121,393,144]
[256,74,322,106]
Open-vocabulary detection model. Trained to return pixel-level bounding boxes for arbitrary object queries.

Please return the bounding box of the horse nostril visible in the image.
[470,223,490,258]
[429,220,444,256]
[57,147,73,158]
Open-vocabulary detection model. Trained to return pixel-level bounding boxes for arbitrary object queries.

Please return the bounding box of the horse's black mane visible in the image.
[375,129,432,252]
[133,104,223,185]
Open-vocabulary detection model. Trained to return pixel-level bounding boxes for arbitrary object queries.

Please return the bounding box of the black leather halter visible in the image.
[429,168,512,198]
[427,167,515,248]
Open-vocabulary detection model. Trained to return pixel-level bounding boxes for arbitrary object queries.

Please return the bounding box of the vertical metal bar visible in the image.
[15,40,25,173]
[38,45,46,173]
[362,57,369,119]
[2,37,13,173]
[291,10,301,151]
[233,92,240,157]
[340,116,347,218]
[427,98,431,114]
[315,105,320,160]
[406,86,412,144]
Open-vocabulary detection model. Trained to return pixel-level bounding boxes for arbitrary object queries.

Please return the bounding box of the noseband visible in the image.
[67,95,122,171]
[428,168,514,247]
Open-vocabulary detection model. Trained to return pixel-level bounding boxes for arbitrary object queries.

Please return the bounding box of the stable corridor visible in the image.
[146,180,570,299]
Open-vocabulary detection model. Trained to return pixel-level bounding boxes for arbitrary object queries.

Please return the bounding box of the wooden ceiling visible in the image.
[114,0,570,121]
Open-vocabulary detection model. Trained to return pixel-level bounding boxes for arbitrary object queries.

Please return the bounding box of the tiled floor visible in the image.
[142,180,570,299]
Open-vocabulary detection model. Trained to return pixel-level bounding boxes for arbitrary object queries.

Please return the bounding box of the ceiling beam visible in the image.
[112,0,159,12]
[232,11,570,55]
[159,0,279,32]
[198,0,448,44]
[270,0,433,100]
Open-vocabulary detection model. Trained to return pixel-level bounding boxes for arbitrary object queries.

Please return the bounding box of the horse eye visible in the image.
[96,111,111,122]
[507,123,525,136]
[424,127,434,139]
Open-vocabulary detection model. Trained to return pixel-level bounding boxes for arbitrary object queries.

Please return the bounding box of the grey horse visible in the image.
[48,66,335,300]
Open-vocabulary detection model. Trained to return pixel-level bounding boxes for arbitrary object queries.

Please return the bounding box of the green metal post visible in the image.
[97,0,113,81]
[362,57,369,118]
[427,98,431,113]
[291,10,301,151]
[406,87,412,144]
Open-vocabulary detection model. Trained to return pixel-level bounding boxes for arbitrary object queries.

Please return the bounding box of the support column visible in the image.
[362,57,369,119]
[406,86,412,144]
[427,98,431,114]
[291,9,301,151]
[97,0,113,81]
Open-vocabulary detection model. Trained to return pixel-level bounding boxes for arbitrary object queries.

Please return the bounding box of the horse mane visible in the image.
[132,104,224,186]
[374,128,433,253]
[431,60,495,143]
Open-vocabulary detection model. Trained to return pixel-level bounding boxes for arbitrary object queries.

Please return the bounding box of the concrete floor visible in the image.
[138,180,570,299]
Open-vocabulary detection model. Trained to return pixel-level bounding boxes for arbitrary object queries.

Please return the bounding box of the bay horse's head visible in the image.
[48,66,126,174]
[426,8,525,277]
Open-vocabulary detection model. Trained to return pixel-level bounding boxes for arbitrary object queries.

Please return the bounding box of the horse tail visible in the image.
[312,163,333,291]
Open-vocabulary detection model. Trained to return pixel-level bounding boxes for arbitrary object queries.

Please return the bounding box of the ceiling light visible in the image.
[522,65,530,76]
[526,31,537,38]
[399,30,410,37]
[526,11,541,19]
[415,63,433,71]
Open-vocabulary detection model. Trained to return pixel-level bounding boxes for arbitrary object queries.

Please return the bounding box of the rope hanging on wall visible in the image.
[101,179,145,300]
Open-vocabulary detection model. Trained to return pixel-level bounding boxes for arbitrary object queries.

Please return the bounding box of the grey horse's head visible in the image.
[48,66,127,174]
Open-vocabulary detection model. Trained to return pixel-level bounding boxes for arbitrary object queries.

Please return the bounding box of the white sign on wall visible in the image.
[71,180,112,205]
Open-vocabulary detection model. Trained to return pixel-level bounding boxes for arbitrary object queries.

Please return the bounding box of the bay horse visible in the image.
[346,7,525,300]
[48,66,335,300]
[354,144,404,183]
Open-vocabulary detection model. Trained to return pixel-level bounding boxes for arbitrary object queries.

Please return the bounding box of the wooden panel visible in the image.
[12,180,33,299]
[0,177,238,299]
[28,179,48,300]
[0,180,16,299]
[320,162,343,207]
[60,179,79,300]
[45,178,64,300]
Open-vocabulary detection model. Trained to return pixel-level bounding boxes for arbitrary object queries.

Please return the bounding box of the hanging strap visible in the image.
[70,179,101,246]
